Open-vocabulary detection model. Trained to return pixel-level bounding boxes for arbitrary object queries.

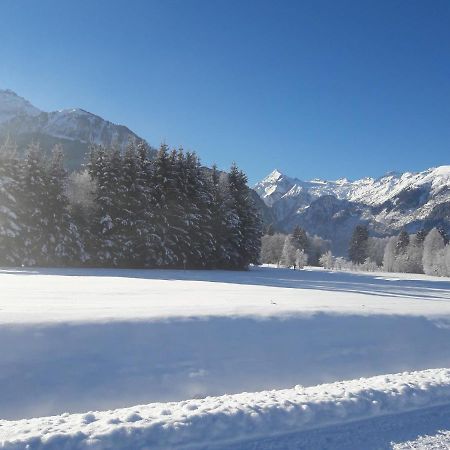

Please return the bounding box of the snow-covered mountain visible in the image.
[0,89,152,167]
[255,167,450,254]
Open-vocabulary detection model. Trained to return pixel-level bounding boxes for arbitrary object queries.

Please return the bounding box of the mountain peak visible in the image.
[0,89,41,124]
[266,169,284,181]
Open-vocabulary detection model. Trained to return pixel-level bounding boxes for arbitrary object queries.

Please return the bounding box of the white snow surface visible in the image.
[2,266,450,423]
[2,368,450,450]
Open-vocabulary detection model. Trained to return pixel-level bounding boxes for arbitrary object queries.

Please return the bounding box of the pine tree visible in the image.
[207,165,231,268]
[115,140,159,267]
[227,163,262,269]
[395,230,410,255]
[150,144,176,266]
[348,224,369,264]
[87,146,123,266]
[19,143,50,266]
[180,152,212,267]
[134,140,159,267]
[0,139,22,265]
[44,145,84,265]
[291,225,309,252]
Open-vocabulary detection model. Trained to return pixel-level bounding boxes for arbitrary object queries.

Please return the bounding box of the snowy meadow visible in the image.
[1,265,450,448]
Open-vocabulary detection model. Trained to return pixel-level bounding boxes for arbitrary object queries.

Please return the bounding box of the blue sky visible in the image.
[1,0,449,184]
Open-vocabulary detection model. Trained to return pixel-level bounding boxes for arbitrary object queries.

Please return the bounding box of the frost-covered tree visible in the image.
[423,228,446,276]
[445,245,450,276]
[260,233,286,265]
[382,236,395,272]
[319,250,334,270]
[367,236,388,266]
[281,235,297,268]
[295,248,308,269]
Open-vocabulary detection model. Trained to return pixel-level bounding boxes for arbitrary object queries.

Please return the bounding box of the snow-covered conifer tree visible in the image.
[423,228,446,276]
[227,163,262,268]
[43,145,84,265]
[0,139,22,265]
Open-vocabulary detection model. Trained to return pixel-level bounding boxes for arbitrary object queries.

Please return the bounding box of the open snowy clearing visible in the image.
[1,266,450,448]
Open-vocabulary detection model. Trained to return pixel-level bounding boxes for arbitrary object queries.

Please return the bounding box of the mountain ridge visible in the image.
[0,89,154,167]
[255,166,450,254]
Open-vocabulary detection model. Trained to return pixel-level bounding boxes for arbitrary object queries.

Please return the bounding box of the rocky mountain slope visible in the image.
[255,167,450,254]
[0,89,152,168]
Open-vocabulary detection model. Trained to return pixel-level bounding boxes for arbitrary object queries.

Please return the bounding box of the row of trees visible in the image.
[0,140,262,269]
[260,222,450,277]
[260,225,330,268]
[327,225,450,277]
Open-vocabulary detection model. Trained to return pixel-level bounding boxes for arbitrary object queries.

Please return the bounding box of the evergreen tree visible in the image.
[207,165,231,268]
[227,163,262,268]
[291,225,309,252]
[0,139,22,265]
[395,230,410,255]
[150,144,176,266]
[87,146,123,266]
[19,143,49,266]
[348,224,369,264]
[44,146,84,265]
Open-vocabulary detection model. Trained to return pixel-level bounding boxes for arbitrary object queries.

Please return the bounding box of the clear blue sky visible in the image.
[1,0,449,184]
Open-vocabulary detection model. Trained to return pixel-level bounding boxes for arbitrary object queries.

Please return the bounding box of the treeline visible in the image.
[0,140,262,269]
[322,225,450,277]
[260,225,330,268]
[260,223,450,277]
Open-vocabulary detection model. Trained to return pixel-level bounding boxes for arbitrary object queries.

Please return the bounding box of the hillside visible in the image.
[0,89,155,168]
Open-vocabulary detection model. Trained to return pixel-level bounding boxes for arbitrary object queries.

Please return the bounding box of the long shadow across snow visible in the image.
[1,266,450,301]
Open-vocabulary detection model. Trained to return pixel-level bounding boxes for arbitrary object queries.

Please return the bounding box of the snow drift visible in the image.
[2,368,450,450]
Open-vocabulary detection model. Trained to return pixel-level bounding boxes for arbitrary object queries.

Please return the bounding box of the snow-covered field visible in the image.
[1,266,450,448]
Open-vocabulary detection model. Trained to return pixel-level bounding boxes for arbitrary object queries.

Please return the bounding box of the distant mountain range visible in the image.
[0,89,155,168]
[255,167,450,255]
